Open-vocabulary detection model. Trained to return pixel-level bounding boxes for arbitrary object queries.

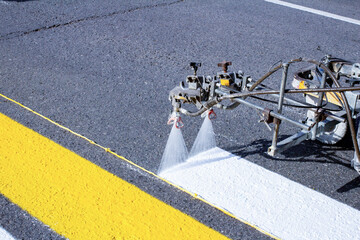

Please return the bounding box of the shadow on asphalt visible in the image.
[226,135,354,169]
[225,135,360,193]
[337,176,360,193]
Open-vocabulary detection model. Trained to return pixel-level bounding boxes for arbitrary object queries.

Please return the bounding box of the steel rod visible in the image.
[250,85,346,123]
[230,96,311,130]
[269,63,289,156]
[311,68,328,140]
[220,86,360,100]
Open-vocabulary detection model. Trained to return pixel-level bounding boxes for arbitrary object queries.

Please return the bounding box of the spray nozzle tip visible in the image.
[167,112,184,128]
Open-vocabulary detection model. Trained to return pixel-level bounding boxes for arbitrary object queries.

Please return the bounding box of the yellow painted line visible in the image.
[0,113,228,239]
[0,93,277,239]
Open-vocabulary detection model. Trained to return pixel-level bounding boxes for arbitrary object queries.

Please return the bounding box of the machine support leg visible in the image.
[268,63,289,156]
[311,70,327,140]
[273,130,310,154]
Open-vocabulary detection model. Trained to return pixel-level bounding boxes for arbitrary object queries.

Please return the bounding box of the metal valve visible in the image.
[190,62,202,76]
[217,61,232,73]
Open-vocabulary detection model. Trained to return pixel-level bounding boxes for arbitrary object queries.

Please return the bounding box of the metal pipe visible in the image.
[211,88,312,130]
[249,84,346,122]
[179,85,356,120]
[251,84,310,107]
[248,63,282,91]
[178,98,219,117]
[220,86,360,100]
[268,93,346,123]
[248,58,303,91]
[269,63,289,156]
[179,107,207,117]
[277,63,289,113]
[231,98,311,130]
[311,68,328,140]
[216,102,241,110]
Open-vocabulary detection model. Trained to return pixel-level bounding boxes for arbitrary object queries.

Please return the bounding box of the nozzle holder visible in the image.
[218,61,232,73]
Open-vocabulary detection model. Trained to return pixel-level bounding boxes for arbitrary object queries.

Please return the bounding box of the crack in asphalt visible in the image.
[0,0,184,41]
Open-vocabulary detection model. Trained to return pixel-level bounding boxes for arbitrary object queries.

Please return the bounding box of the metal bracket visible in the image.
[262,108,274,124]
[259,108,282,131]
[315,108,327,122]
[262,108,281,124]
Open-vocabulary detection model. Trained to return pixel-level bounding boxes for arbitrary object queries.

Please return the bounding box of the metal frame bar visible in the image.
[215,90,311,130]
[268,63,289,156]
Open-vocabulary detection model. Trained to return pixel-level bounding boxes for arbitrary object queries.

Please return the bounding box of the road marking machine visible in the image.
[168,55,360,174]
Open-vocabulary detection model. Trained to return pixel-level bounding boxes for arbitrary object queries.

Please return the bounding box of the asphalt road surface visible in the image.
[1,0,360,239]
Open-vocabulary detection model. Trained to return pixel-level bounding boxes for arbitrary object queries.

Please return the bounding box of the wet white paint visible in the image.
[160,147,360,239]
[0,227,16,240]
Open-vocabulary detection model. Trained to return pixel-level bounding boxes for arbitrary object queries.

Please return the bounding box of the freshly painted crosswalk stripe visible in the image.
[0,113,228,240]
[160,147,360,240]
[0,227,16,240]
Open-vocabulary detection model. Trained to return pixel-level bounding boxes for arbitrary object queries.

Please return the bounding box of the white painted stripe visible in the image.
[160,147,360,240]
[0,227,16,240]
[265,0,360,26]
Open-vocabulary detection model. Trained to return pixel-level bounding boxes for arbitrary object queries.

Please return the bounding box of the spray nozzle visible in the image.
[175,117,184,128]
[201,109,216,120]
[167,112,184,128]
[208,109,216,120]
